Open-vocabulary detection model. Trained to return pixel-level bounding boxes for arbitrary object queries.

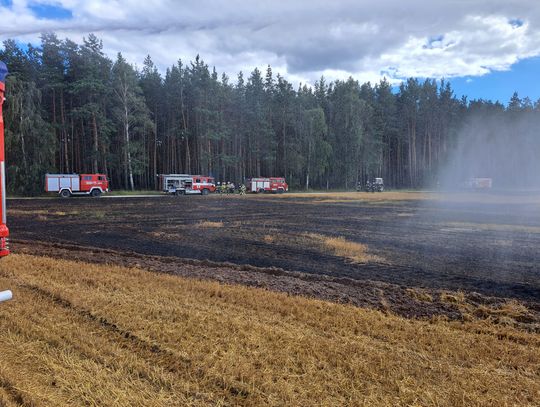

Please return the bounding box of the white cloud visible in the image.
[1,0,540,86]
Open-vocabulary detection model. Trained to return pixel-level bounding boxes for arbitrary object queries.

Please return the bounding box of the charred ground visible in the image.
[7,192,540,318]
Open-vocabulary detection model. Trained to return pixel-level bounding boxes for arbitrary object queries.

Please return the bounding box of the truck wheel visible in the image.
[201,188,209,196]
[278,188,284,194]
[91,189,102,197]
[60,189,71,198]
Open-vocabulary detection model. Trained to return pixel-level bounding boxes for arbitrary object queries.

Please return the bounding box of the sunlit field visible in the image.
[0,254,538,406]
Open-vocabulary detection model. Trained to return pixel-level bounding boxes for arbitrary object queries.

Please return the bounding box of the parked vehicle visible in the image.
[247,177,288,193]
[467,177,492,190]
[45,173,109,198]
[159,174,216,195]
[358,177,384,192]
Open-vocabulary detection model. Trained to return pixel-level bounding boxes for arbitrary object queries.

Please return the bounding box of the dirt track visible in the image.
[7,192,540,315]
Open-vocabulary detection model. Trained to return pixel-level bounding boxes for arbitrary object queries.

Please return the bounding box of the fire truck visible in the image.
[159,174,216,195]
[468,177,492,190]
[45,173,109,198]
[0,60,12,303]
[247,177,288,193]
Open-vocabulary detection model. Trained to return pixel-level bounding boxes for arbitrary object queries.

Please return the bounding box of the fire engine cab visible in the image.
[159,174,216,195]
[45,173,109,198]
[247,177,288,193]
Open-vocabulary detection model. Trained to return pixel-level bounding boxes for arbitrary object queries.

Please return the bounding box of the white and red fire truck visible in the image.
[467,177,493,190]
[159,174,216,195]
[45,173,109,198]
[247,177,288,193]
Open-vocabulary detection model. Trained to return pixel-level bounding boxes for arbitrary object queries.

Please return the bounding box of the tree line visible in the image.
[0,33,537,195]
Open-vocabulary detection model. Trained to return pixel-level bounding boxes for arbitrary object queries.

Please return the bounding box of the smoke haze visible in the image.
[438,106,540,190]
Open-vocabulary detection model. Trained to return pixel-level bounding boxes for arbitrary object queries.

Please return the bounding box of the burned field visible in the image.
[8,192,540,320]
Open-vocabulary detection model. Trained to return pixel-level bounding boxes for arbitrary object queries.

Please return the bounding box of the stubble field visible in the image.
[0,254,538,406]
[1,191,539,405]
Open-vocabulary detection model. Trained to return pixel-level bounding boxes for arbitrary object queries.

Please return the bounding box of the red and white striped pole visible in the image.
[0,61,11,303]
[0,61,10,258]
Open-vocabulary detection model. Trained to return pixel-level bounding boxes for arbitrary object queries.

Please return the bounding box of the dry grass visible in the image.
[196,220,224,228]
[90,210,107,220]
[10,209,80,216]
[306,233,384,263]
[0,254,539,406]
[396,212,414,217]
[263,234,275,243]
[440,291,537,326]
[406,288,433,303]
[265,191,430,202]
[445,221,540,234]
[440,291,467,304]
[252,190,540,207]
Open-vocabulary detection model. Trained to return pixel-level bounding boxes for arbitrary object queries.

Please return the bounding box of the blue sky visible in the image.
[1,0,539,105]
[28,3,72,20]
[448,57,540,104]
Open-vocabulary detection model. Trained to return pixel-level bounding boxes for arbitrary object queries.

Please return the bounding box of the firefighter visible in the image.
[220,182,227,194]
[239,184,246,195]
[229,182,235,194]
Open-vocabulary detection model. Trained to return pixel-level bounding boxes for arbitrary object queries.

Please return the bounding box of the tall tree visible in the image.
[111,53,153,190]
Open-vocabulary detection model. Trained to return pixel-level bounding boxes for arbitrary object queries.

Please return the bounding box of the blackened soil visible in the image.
[8,193,540,304]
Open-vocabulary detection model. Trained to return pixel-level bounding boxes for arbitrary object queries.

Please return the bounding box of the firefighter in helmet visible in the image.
[239,184,246,195]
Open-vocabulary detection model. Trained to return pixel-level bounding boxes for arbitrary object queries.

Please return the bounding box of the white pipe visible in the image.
[0,290,12,303]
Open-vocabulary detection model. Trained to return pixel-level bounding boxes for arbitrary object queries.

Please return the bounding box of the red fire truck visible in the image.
[45,173,109,198]
[159,174,216,195]
[247,177,288,193]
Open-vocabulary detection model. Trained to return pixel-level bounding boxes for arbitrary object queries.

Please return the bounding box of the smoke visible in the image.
[406,108,540,300]
[438,108,540,190]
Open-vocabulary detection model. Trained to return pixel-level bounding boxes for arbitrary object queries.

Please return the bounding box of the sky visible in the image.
[0,0,539,103]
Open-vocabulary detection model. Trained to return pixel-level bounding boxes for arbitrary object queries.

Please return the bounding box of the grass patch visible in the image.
[9,209,80,216]
[261,191,431,204]
[107,190,162,196]
[0,254,538,406]
[439,292,536,327]
[445,221,540,234]
[263,234,275,243]
[440,291,467,304]
[196,220,224,228]
[406,288,434,303]
[306,233,384,263]
[89,210,106,220]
